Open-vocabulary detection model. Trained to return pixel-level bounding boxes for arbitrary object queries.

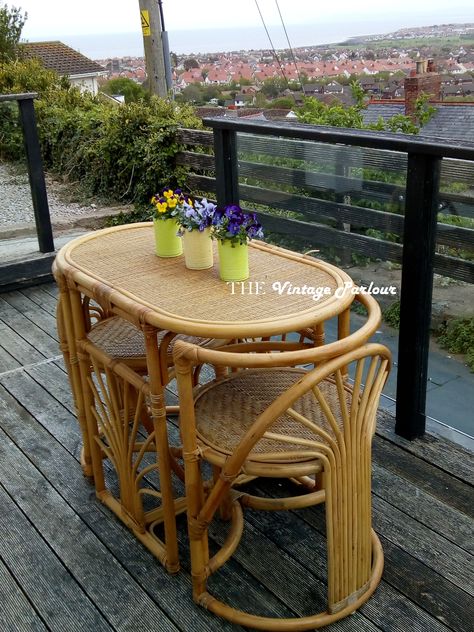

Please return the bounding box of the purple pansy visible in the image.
[176,196,217,234]
[212,204,264,245]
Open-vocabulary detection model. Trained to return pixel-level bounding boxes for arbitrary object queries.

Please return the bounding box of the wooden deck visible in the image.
[0,283,472,632]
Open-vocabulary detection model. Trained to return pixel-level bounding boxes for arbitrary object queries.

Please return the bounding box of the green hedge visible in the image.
[0,59,201,205]
[438,317,474,372]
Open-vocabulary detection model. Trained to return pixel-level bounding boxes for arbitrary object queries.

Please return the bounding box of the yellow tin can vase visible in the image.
[183,227,213,269]
[217,240,249,281]
[153,218,182,257]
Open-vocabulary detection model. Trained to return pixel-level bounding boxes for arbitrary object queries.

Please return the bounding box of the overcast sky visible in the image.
[18,1,474,38]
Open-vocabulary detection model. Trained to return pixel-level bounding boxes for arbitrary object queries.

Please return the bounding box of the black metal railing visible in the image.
[0,92,54,253]
[200,116,474,440]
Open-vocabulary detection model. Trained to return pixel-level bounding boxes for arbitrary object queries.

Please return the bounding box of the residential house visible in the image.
[302,83,324,96]
[325,81,344,94]
[21,41,107,95]
[363,64,474,145]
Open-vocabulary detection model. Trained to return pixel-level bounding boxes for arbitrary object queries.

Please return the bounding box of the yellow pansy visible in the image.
[157,202,168,213]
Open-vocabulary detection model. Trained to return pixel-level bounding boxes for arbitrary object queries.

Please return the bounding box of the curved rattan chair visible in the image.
[174,339,391,630]
[56,290,227,477]
[54,270,230,573]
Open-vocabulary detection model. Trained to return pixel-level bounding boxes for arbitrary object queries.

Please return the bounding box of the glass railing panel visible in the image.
[236,130,405,413]
[428,157,474,443]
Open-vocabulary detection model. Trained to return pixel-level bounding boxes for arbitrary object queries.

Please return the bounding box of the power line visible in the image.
[253,0,290,89]
[274,0,304,92]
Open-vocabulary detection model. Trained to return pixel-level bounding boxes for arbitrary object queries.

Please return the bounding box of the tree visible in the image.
[266,96,295,109]
[0,3,26,62]
[101,77,148,103]
[179,83,202,104]
[201,84,221,101]
[297,96,364,128]
[261,77,287,98]
[254,91,268,108]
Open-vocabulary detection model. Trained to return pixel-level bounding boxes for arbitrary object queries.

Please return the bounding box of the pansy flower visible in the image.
[212,204,264,245]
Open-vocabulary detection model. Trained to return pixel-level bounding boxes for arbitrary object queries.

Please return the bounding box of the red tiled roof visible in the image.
[21,41,106,76]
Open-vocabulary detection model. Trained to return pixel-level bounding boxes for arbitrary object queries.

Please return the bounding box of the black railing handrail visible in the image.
[0,92,39,102]
[203,116,474,441]
[202,116,474,161]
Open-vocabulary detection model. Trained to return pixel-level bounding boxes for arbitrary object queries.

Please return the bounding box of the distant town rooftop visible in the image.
[363,101,474,145]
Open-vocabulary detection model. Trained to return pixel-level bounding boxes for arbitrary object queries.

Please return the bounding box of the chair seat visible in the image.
[87,316,216,361]
[194,368,351,466]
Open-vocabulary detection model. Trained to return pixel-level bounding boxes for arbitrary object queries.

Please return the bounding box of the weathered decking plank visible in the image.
[377,412,474,486]
[0,412,180,632]
[0,483,113,632]
[0,377,261,632]
[380,538,474,632]
[0,343,21,372]
[1,290,59,339]
[290,489,474,630]
[371,462,473,553]
[19,285,59,316]
[0,283,473,632]
[245,496,454,632]
[372,495,473,595]
[0,316,47,366]
[0,558,49,632]
[0,370,82,461]
[0,296,59,357]
[372,436,473,515]
[209,514,381,631]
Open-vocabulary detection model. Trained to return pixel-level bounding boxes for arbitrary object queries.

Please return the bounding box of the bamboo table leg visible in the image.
[143,324,180,573]
[56,275,94,478]
[338,307,351,378]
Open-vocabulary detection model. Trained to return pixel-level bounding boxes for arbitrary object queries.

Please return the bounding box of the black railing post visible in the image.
[395,152,441,439]
[18,96,54,253]
[213,128,239,206]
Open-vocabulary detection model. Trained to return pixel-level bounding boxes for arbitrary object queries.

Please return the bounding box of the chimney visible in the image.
[404,59,441,119]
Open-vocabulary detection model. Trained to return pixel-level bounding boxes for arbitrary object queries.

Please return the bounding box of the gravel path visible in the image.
[0,161,96,227]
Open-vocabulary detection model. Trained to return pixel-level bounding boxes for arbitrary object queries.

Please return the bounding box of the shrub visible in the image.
[0,59,202,204]
[37,95,199,203]
[0,58,63,160]
[101,77,148,103]
[0,57,61,93]
[438,317,474,371]
[383,301,401,328]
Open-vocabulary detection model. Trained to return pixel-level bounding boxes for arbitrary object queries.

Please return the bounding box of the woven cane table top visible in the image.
[57,223,355,338]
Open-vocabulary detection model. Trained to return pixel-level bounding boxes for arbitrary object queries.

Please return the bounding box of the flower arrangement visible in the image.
[151,188,191,221]
[212,204,264,246]
[177,197,217,234]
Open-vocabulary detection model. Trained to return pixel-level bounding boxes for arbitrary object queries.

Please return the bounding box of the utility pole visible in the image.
[138,0,168,97]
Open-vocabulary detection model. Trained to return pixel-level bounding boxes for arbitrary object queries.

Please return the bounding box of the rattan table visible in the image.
[53,222,381,574]
[56,222,363,339]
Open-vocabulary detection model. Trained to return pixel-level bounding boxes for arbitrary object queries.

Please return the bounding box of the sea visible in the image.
[28,10,473,60]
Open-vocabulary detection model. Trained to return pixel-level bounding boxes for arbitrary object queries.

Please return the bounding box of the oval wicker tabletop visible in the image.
[57,223,355,338]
